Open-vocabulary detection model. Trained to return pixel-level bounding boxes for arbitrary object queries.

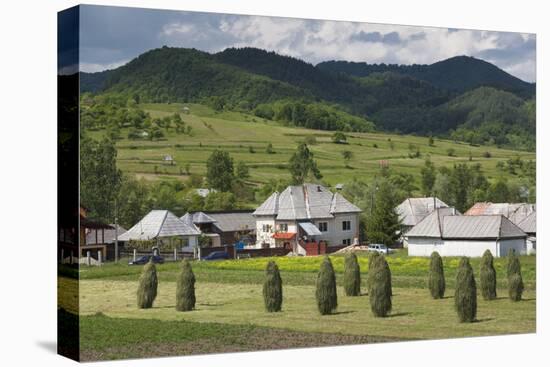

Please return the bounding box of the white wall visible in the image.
[407,237,526,257]
[255,217,276,247]
[314,213,358,247]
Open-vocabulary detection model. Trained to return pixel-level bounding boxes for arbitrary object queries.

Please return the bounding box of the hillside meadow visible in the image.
[88,102,535,193]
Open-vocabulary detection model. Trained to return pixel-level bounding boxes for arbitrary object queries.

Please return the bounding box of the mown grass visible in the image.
[78,280,535,343]
[88,102,535,188]
[77,312,394,361]
[78,251,536,290]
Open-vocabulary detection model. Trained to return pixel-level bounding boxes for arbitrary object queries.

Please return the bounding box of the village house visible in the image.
[253,183,361,255]
[465,202,535,224]
[395,197,450,247]
[406,207,527,257]
[85,223,127,261]
[517,211,536,254]
[119,210,201,253]
[180,210,256,248]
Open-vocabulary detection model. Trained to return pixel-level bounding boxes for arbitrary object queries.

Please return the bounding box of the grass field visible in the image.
[89,103,535,190]
[60,252,536,360]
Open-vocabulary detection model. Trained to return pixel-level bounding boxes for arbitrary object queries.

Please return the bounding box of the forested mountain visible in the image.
[80,46,536,150]
[317,56,535,98]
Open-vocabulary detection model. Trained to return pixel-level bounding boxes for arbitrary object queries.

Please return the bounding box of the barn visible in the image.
[407,207,527,257]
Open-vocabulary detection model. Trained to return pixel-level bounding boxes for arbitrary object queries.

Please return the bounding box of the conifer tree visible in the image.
[366,182,402,246]
[454,257,477,322]
[369,255,392,317]
[137,259,158,309]
[507,250,524,301]
[263,261,283,312]
[480,250,497,300]
[316,256,338,315]
[344,252,361,296]
[176,259,196,311]
[428,251,445,299]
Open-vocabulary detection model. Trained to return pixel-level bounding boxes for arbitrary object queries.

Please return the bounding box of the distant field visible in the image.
[88,103,535,191]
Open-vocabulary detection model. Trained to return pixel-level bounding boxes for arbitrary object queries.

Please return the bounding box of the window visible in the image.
[262,224,273,233]
[342,220,351,231]
[343,238,351,246]
[279,223,288,232]
[318,222,328,232]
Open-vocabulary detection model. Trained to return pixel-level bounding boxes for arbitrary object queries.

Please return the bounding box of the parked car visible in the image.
[367,244,391,255]
[202,251,230,261]
[129,255,165,265]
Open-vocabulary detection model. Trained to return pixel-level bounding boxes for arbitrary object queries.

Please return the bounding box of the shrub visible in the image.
[454,257,477,322]
[507,250,524,301]
[176,259,196,311]
[480,250,497,300]
[137,260,158,309]
[428,252,445,299]
[369,255,392,317]
[315,256,338,315]
[263,261,283,312]
[343,252,361,296]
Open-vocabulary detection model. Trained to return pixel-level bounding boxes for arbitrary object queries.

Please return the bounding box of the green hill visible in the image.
[80,47,536,151]
[317,55,535,98]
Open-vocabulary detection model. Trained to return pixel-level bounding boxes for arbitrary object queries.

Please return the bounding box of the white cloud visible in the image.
[80,59,130,73]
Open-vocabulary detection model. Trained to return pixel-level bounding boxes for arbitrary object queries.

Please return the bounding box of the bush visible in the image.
[343,252,361,296]
[369,255,392,317]
[428,252,445,299]
[315,256,338,315]
[454,257,477,322]
[507,250,524,301]
[480,250,497,300]
[137,260,158,309]
[263,261,283,312]
[176,259,196,311]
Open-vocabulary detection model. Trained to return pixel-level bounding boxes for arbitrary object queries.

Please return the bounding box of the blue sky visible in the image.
[78,5,536,82]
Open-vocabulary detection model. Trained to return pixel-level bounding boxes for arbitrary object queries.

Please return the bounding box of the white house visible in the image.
[407,207,527,257]
[119,210,201,253]
[395,197,450,247]
[253,183,361,254]
[517,211,536,254]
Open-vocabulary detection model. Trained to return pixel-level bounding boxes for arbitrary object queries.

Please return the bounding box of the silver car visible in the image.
[367,244,391,254]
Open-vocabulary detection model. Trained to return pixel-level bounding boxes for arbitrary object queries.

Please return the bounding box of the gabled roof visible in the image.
[253,183,361,220]
[465,202,536,225]
[406,207,458,238]
[407,208,527,240]
[181,211,217,224]
[208,211,256,232]
[396,197,449,227]
[119,210,200,241]
[517,211,536,234]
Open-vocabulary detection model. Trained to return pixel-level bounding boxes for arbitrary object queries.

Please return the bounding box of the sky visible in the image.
[77,5,536,82]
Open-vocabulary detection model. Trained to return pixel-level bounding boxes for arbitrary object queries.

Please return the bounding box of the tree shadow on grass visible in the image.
[332,310,356,315]
[473,318,494,323]
[36,340,57,354]
[387,312,412,318]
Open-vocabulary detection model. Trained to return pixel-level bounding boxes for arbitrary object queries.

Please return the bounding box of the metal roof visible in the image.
[517,211,536,234]
[396,197,449,227]
[181,211,217,224]
[299,222,323,236]
[208,212,256,232]
[465,202,535,225]
[253,183,361,220]
[119,210,200,241]
[407,208,526,240]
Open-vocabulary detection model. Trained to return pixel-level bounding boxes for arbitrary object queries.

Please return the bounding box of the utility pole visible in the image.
[114,198,119,263]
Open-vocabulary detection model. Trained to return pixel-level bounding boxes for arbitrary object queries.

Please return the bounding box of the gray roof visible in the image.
[465,202,535,225]
[181,211,217,224]
[86,224,127,245]
[299,222,323,236]
[407,208,526,239]
[517,211,536,234]
[396,197,449,227]
[208,212,256,232]
[253,183,361,220]
[119,210,200,241]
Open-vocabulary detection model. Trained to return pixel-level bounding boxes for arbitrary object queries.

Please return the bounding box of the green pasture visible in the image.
[89,103,535,188]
